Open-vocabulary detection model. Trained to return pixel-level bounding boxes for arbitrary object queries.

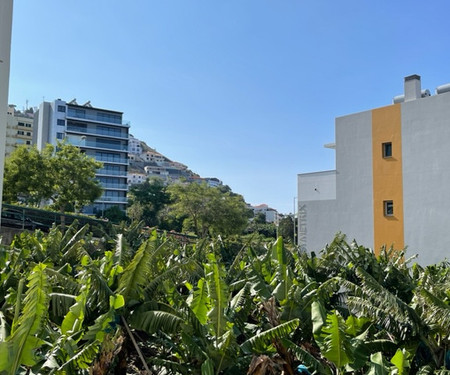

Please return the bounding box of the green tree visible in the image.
[254,212,267,224]
[3,145,52,205]
[167,182,250,237]
[49,143,103,214]
[278,216,295,243]
[3,143,102,214]
[127,177,171,227]
[102,205,127,223]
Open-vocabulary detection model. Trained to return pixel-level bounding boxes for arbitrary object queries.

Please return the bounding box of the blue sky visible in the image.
[8,1,450,213]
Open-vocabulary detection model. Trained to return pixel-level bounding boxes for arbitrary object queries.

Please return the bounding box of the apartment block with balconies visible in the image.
[5,105,34,157]
[34,99,129,214]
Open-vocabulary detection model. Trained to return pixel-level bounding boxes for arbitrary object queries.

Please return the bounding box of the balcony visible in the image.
[95,155,128,164]
[80,140,128,152]
[101,183,129,190]
[67,125,128,139]
[67,110,130,127]
[97,168,128,177]
[97,196,128,203]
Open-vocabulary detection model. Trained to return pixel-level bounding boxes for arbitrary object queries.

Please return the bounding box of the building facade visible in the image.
[0,0,14,215]
[5,105,34,156]
[128,135,142,155]
[34,99,129,214]
[250,204,280,224]
[298,75,450,265]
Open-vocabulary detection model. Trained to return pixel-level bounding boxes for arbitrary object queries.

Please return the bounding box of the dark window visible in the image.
[383,142,392,158]
[67,108,86,118]
[97,112,121,124]
[57,105,66,112]
[56,132,65,140]
[26,141,31,145]
[57,119,65,126]
[384,200,394,216]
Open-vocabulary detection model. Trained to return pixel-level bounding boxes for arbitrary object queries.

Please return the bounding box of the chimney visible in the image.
[404,74,421,102]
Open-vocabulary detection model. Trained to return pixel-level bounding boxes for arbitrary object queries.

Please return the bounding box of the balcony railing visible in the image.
[95,155,128,164]
[67,125,128,139]
[67,110,130,127]
[101,183,129,190]
[97,168,128,177]
[80,140,128,152]
[97,196,128,203]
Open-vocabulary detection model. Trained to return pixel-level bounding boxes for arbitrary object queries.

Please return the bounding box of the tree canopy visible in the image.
[127,177,171,226]
[3,143,103,213]
[166,182,250,237]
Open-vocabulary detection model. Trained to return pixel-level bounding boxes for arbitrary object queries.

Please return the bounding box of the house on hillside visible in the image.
[250,204,279,224]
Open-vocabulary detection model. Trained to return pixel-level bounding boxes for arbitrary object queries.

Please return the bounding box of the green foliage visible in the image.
[127,177,171,226]
[241,319,300,354]
[0,227,449,374]
[0,264,49,374]
[167,182,250,237]
[3,146,52,205]
[278,215,295,243]
[101,205,127,223]
[3,143,103,213]
[244,221,277,239]
[253,212,266,224]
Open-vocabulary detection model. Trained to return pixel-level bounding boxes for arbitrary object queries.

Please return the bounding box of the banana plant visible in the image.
[0,264,49,375]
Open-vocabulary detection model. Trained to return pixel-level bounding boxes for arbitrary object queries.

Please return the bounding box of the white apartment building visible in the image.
[142,150,166,164]
[251,204,279,224]
[128,135,142,155]
[128,172,147,185]
[34,99,129,214]
[298,75,450,265]
[5,105,34,156]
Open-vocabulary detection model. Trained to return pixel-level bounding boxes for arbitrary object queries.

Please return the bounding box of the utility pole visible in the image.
[0,0,14,223]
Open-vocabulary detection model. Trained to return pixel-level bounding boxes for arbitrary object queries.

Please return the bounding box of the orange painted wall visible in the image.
[372,104,404,254]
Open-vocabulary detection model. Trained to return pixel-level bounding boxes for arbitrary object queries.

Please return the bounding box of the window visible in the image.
[57,105,66,112]
[97,112,121,124]
[57,119,65,126]
[26,132,31,136]
[68,108,85,118]
[17,130,24,135]
[56,132,65,140]
[384,200,394,216]
[26,141,31,145]
[383,142,392,158]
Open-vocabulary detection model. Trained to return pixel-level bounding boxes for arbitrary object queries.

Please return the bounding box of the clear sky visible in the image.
[8,1,450,214]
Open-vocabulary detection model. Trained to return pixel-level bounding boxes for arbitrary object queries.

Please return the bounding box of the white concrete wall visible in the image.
[401,91,450,265]
[0,0,13,219]
[336,110,374,248]
[298,171,337,252]
[297,199,338,253]
[36,102,51,150]
[298,170,336,201]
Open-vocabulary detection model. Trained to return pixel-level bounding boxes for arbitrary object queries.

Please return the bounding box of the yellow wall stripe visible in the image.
[372,104,404,254]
